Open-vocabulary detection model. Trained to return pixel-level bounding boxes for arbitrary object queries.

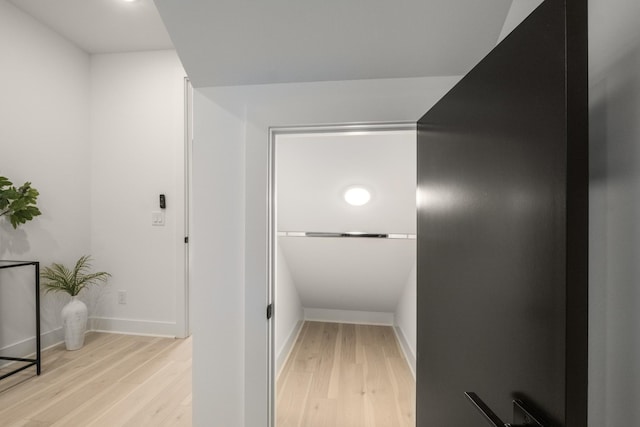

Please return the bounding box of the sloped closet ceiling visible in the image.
[154,0,513,87]
[280,238,415,312]
[277,131,415,312]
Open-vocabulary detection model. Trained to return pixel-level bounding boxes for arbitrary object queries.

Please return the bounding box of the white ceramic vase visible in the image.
[61,296,88,350]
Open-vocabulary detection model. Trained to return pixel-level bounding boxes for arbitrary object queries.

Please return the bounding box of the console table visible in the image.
[0,260,41,380]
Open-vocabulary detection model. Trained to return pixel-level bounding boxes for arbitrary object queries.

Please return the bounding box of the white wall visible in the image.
[589,0,640,425]
[0,0,90,353]
[191,75,460,426]
[274,244,302,374]
[395,260,416,376]
[192,90,246,427]
[0,0,187,363]
[89,50,187,337]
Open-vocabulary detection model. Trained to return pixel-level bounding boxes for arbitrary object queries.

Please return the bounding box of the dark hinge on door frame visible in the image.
[266,303,273,320]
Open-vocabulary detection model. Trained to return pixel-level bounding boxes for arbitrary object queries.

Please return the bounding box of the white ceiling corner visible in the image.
[8,0,174,54]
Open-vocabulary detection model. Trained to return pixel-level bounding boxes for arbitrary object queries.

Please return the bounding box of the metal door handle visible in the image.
[464,392,545,427]
[465,392,508,426]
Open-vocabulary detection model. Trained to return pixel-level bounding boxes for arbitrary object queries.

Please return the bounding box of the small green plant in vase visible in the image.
[41,256,111,350]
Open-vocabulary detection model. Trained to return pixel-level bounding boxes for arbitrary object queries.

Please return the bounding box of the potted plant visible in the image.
[41,255,111,350]
[0,176,41,228]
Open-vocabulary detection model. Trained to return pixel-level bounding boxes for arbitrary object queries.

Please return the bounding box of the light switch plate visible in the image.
[152,211,165,226]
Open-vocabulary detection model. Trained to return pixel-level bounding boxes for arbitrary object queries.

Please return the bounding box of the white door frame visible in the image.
[176,77,193,339]
[267,121,416,427]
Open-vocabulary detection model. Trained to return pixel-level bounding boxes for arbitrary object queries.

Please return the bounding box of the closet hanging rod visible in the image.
[277,231,416,239]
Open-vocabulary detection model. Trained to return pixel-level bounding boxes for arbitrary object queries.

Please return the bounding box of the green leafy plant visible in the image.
[41,255,111,297]
[0,176,42,229]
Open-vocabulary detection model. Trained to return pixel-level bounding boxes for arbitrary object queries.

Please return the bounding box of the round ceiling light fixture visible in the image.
[344,186,371,206]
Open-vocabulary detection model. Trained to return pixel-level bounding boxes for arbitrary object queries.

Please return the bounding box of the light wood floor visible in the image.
[0,332,192,427]
[276,321,415,427]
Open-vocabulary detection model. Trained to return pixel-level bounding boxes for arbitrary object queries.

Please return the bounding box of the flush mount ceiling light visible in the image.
[344,186,371,206]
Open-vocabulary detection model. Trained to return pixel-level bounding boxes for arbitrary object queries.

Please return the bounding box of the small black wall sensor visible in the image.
[159,194,166,209]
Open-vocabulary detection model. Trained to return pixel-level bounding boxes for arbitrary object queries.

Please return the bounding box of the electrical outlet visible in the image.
[117,290,127,304]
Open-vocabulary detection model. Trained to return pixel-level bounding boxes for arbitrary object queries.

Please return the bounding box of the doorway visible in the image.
[269,124,417,426]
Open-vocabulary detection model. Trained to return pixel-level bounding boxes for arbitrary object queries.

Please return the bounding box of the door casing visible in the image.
[267,122,417,427]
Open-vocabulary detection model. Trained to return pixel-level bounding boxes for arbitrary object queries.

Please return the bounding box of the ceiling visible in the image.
[277,130,416,313]
[280,237,415,312]
[7,0,543,86]
[8,0,173,53]
[277,130,416,234]
[155,0,514,87]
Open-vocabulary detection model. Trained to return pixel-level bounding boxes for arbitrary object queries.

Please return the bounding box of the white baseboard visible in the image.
[394,326,416,379]
[276,320,303,376]
[0,318,175,368]
[303,308,394,326]
[88,317,176,338]
[0,327,63,368]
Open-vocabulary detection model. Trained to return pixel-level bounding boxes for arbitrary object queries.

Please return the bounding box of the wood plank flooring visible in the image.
[2,323,413,426]
[0,332,192,427]
[276,321,415,427]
